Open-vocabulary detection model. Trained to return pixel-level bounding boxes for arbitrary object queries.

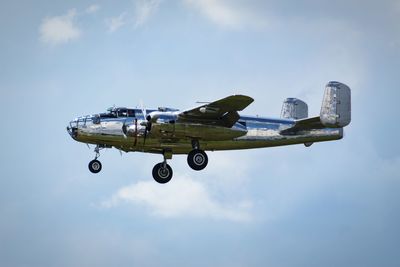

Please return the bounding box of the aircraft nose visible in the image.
[66,118,79,139]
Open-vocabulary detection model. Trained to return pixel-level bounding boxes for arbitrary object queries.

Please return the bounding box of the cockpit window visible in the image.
[99,112,116,118]
[100,107,135,118]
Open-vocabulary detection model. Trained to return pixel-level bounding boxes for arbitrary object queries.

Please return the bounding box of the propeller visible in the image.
[122,118,139,145]
[121,101,151,147]
[140,100,151,146]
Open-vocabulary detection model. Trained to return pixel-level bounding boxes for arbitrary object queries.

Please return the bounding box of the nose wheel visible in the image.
[89,159,102,173]
[88,145,103,174]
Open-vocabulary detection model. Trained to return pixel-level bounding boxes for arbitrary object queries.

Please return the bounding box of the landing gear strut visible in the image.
[152,151,173,184]
[187,140,208,171]
[88,145,102,174]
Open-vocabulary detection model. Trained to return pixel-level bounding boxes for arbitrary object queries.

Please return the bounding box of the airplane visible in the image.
[67,81,351,184]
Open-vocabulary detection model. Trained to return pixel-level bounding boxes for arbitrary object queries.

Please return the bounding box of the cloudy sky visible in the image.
[1,0,399,266]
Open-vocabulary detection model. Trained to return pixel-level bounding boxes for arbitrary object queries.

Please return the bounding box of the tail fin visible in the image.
[320,81,351,128]
[281,98,308,120]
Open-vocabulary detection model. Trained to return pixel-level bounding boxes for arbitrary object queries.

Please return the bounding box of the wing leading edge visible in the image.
[177,95,254,127]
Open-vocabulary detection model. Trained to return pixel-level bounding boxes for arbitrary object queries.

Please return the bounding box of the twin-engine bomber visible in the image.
[67,81,351,183]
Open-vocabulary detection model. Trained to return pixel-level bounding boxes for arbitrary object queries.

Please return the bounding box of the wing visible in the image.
[280,116,325,135]
[177,95,254,127]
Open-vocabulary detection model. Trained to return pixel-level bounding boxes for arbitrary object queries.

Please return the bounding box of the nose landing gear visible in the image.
[89,159,102,173]
[88,145,102,174]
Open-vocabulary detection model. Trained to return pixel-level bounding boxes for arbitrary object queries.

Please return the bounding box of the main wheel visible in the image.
[152,163,173,184]
[88,159,102,173]
[187,149,208,171]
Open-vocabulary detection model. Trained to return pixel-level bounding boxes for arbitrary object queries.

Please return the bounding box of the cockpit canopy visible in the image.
[93,106,179,124]
[100,107,136,118]
[91,107,137,124]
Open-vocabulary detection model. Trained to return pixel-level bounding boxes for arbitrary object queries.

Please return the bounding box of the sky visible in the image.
[0,0,400,266]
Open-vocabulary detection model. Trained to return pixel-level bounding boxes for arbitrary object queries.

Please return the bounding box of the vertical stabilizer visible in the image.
[281,98,308,119]
[320,81,351,127]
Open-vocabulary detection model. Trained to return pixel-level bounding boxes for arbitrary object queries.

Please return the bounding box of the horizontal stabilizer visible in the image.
[280,116,324,135]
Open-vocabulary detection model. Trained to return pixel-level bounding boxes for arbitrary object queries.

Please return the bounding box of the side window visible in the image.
[127,109,135,117]
[93,114,101,124]
[117,108,128,117]
[238,121,247,127]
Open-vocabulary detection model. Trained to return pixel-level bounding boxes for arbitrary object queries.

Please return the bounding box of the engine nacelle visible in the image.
[150,122,247,141]
[146,111,177,123]
[320,81,351,128]
[145,111,248,141]
[123,121,146,137]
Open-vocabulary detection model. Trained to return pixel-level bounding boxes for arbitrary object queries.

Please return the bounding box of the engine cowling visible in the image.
[123,121,146,137]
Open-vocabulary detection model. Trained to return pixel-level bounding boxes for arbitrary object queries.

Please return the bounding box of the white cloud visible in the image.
[134,0,162,28]
[86,4,100,14]
[105,12,127,32]
[183,0,266,29]
[39,9,81,45]
[102,175,253,222]
[104,0,161,32]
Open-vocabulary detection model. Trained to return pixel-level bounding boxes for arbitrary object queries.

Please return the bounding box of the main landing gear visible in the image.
[151,141,209,184]
[152,162,173,184]
[187,149,208,170]
[152,150,173,184]
[88,145,102,174]
[187,140,208,171]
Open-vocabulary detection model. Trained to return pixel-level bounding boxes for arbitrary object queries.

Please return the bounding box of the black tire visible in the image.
[187,149,208,171]
[88,159,102,173]
[152,163,173,184]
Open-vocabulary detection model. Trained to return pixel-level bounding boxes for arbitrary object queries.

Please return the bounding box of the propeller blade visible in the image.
[140,100,147,120]
[143,128,147,146]
[139,100,151,147]
[122,120,128,139]
[134,118,138,146]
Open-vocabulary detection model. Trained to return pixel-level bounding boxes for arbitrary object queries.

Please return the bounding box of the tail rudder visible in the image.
[281,98,308,120]
[320,81,351,128]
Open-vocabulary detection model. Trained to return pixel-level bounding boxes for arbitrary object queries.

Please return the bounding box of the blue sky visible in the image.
[1,0,400,266]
